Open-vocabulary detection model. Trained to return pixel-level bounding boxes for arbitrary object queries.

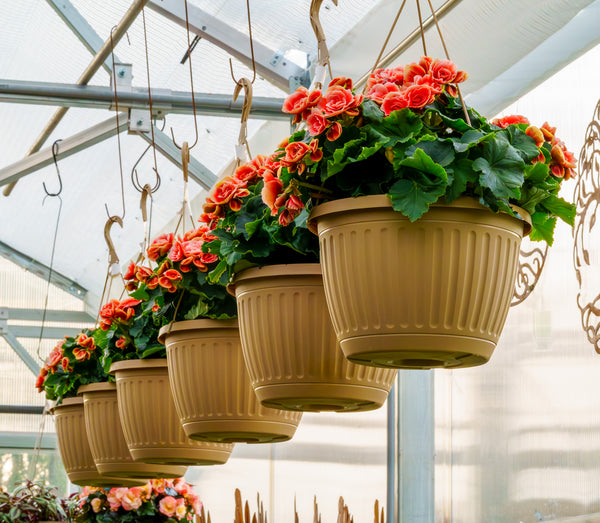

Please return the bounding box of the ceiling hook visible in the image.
[310,0,337,87]
[104,215,123,267]
[43,139,63,197]
[171,0,199,151]
[232,77,253,161]
[228,0,257,85]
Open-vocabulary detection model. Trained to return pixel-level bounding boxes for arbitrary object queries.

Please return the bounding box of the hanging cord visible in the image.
[95,216,124,327]
[171,0,199,151]
[362,0,408,94]
[425,0,471,125]
[229,0,257,164]
[309,0,338,89]
[106,26,126,220]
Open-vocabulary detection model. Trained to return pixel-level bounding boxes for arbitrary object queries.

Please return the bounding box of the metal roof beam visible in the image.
[7,326,82,340]
[0,329,41,376]
[5,308,94,323]
[137,127,217,190]
[147,0,308,92]
[45,0,115,75]
[0,112,129,188]
[0,241,87,299]
[3,0,148,197]
[0,79,287,119]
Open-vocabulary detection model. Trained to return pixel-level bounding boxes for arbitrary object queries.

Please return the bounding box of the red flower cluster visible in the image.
[35,340,66,391]
[202,177,250,221]
[99,298,142,331]
[72,333,96,362]
[492,116,577,180]
[366,57,467,116]
[283,77,362,139]
[147,234,174,262]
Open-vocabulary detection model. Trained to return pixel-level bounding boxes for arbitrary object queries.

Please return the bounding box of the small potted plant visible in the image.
[71,478,201,522]
[201,156,397,413]
[38,324,186,482]
[0,480,68,522]
[131,228,302,443]
[99,291,234,467]
[36,333,146,488]
[260,56,576,369]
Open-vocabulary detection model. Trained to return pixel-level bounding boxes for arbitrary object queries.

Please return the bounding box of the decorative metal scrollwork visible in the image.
[511,241,549,307]
[573,99,600,353]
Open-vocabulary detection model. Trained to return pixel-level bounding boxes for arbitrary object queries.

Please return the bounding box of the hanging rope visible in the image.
[416,0,428,56]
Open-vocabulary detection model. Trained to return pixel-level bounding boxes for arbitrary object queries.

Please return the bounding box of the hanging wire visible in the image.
[229,0,257,85]
[170,0,199,150]
[229,0,257,164]
[140,6,163,185]
[27,400,50,480]
[362,0,408,94]
[309,0,337,89]
[36,142,65,362]
[106,26,126,220]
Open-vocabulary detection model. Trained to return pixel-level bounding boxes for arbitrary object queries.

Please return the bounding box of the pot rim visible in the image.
[77,381,116,395]
[158,318,238,344]
[229,263,322,294]
[51,395,83,412]
[307,194,531,236]
[109,358,167,374]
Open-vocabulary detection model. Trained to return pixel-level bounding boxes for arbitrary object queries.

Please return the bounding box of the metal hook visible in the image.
[310,0,337,69]
[181,142,190,184]
[171,0,199,151]
[228,0,257,85]
[43,140,63,197]
[104,215,123,267]
[131,118,165,194]
[232,77,253,160]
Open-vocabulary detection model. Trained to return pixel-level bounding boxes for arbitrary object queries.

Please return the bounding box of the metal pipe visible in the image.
[3,0,148,197]
[0,405,44,415]
[0,79,287,120]
[355,0,463,90]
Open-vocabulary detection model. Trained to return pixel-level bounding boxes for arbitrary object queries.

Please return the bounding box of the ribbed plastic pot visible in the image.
[232,264,397,412]
[159,319,302,443]
[78,382,188,478]
[110,359,234,466]
[308,195,530,369]
[52,397,145,487]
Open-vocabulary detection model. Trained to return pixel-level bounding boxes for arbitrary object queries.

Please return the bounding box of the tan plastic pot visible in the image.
[308,195,530,369]
[110,359,233,466]
[78,382,187,478]
[159,319,302,443]
[52,397,145,487]
[232,264,397,412]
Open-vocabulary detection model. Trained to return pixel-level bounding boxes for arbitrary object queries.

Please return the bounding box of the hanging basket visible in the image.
[110,359,234,466]
[308,195,530,369]
[52,397,145,487]
[159,319,302,443]
[78,382,188,478]
[232,263,397,412]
